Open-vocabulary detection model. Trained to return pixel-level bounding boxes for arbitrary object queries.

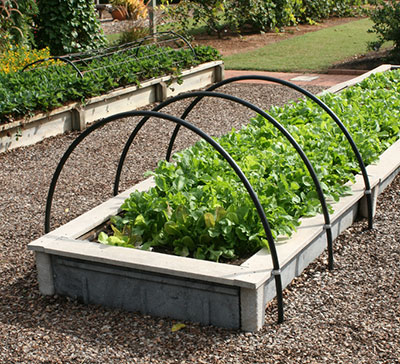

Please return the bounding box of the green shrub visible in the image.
[297,0,332,21]
[0,0,38,50]
[224,0,296,32]
[368,0,400,59]
[237,0,364,30]
[161,0,364,36]
[161,0,227,38]
[299,0,363,22]
[35,0,107,55]
[100,69,400,262]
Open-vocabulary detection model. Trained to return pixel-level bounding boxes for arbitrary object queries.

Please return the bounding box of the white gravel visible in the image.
[1,83,399,363]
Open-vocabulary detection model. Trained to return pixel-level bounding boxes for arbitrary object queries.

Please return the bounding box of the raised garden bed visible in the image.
[0,33,222,153]
[0,60,224,153]
[28,65,400,331]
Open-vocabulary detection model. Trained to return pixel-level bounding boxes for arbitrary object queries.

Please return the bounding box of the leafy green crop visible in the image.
[0,45,220,124]
[100,70,400,262]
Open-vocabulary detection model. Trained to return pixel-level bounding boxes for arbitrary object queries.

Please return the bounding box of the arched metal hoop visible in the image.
[20,31,195,80]
[21,57,84,78]
[44,109,284,324]
[166,75,373,230]
[133,31,197,59]
[113,91,335,270]
[63,31,196,65]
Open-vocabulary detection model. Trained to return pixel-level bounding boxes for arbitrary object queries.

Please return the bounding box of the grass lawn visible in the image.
[223,18,392,72]
[106,32,121,44]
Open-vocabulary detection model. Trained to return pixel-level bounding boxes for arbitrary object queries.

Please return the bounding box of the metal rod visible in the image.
[149,0,157,35]
[174,75,372,230]
[21,57,84,78]
[134,31,197,59]
[115,92,332,270]
[44,109,283,324]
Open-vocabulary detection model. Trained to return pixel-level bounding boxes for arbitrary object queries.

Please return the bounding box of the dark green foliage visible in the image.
[0,0,38,50]
[299,0,362,22]
[368,0,400,59]
[161,0,227,38]
[100,70,400,262]
[224,0,284,32]
[35,0,107,55]
[161,0,364,36]
[0,45,220,122]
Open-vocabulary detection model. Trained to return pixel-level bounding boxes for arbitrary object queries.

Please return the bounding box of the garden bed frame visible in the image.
[0,60,224,153]
[29,65,399,331]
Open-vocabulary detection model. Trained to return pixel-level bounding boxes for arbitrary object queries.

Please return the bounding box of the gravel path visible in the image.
[1,83,399,363]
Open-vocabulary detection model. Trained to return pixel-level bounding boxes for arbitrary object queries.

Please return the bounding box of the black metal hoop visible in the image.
[165,75,373,229]
[133,31,197,59]
[21,57,84,78]
[44,109,284,324]
[65,31,196,66]
[20,31,195,81]
[113,91,334,270]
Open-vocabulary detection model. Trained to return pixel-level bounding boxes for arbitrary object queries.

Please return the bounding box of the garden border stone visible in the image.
[28,65,400,331]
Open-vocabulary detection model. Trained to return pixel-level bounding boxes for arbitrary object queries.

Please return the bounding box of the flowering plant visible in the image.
[0,45,53,74]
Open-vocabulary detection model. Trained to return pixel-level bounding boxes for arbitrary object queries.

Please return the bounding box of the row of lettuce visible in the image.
[99,70,400,262]
[0,45,220,124]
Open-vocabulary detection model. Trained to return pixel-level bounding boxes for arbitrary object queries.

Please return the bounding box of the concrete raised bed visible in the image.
[28,65,400,331]
[0,60,224,153]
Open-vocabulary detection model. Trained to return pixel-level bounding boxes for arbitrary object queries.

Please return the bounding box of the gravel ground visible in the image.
[101,18,147,36]
[1,83,400,363]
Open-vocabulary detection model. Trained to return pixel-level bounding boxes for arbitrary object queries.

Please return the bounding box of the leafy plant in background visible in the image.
[161,0,227,38]
[117,26,150,44]
[0,0,38,51]
[368,0,400,60]
[224,0,303,32]
[160,0,364,37]
[223,0,281,32]
[35,0,107,55]
[0,44,220,123]
[99,69,400,262]
[0,0,21,51]
[299,0,363,23]
[113,16,151,45]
